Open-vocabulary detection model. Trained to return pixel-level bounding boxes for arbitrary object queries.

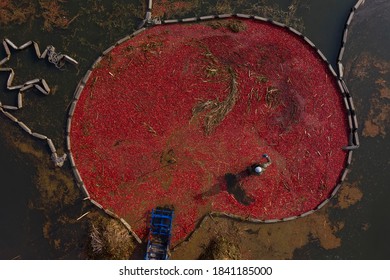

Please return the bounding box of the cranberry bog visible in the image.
[69,18,349,245]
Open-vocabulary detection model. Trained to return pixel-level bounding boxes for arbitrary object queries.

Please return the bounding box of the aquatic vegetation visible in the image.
[192,67,239,135]
[39,0,69,32]
[336,183,363,209]
[0,0,36,25]
[265,86,281,109]
[88,216,134,260]
[350,53,390,138]
[199,235,241,260]
[215,0,233,14]
[80,0,144,33]
[245,0,305,32]
[0,0,77,32]
[153,0,199,18]
[206,19,247,33]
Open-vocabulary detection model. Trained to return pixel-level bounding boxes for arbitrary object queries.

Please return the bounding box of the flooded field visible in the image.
[1,0,389,260]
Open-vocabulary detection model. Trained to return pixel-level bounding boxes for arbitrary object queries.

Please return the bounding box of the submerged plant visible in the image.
[39,0,70,32]
[192,67,239,134]
[89,218,134,260]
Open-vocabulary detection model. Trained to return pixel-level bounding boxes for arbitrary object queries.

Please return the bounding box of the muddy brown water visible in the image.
[1,0,389,259]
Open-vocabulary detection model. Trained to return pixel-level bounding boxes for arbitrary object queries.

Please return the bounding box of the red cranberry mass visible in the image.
[70,19,348,245]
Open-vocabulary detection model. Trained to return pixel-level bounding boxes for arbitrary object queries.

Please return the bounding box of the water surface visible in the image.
[1,0,388,259]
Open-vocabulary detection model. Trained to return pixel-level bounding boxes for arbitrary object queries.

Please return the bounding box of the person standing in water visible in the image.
[224,154,272,205]
[246,154,272,176]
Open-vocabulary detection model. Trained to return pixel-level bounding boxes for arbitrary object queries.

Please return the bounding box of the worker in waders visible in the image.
[247,154,272,176]
[225,154,272,205]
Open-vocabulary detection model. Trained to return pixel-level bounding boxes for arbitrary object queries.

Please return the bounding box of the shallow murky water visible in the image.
[1,0,389,259]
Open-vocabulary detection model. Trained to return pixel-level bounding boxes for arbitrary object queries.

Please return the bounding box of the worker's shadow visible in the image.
[195,171,254,206]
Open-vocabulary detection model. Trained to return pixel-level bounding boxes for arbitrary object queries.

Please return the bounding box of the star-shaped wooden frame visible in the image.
[0,38,78,167]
